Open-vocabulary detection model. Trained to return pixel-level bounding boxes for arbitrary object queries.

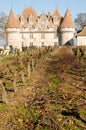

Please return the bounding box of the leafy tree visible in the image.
[0,12,7,39]
[75,13,86,30]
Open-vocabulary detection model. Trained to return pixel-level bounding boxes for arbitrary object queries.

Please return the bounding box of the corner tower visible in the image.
[59,9,75,45]
[5,10,22,50]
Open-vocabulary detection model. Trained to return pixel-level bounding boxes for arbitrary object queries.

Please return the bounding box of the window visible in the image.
[22,33,24,39]
[41,33,45,39]
[30,42,33,46]
[30,33,33,39]
[54,42,58,46]
[28,15,33,24]
[22,42,24,47]
[40,17,45,24]
[41,42,44,46]
[53,16,58,24]
[54,33,57,39]
[19,16,24,24]
[54,25,57,30]
[41,24,45,30]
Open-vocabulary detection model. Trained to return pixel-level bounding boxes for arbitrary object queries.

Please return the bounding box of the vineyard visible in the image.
[0,46,86,130]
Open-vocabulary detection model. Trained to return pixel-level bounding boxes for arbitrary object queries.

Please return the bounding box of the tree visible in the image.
[0,12,7,39]
[75,13,86,30]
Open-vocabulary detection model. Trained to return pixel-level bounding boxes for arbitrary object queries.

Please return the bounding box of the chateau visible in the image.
[5,7,76,51]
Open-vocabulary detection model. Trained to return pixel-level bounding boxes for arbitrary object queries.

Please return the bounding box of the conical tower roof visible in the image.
[60,9,75,28]
[5,10,20,28]
[53,8,61,18]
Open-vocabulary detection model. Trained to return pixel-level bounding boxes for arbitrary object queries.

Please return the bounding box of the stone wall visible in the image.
[77,36,86,46]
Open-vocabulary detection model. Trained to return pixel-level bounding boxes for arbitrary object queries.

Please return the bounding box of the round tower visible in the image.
[59,10,75,46]
[5,10,22,51]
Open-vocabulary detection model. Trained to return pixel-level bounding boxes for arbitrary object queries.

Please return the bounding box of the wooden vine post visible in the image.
[13,72,18,92]
[0,80,9,104]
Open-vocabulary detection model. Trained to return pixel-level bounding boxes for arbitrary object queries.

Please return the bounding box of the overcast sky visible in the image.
[0,0,86,19]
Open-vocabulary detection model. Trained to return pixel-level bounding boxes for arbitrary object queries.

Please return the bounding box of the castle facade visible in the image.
[5,7,76,51]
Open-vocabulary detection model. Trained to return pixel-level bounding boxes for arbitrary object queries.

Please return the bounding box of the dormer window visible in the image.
[53,16,58,24]
[40,16,47,30]
[40,16,45,25]
[28,15,34,24]
[19,16,24,24]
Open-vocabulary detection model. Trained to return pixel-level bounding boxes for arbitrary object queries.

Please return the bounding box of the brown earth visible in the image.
[0,47,86,130]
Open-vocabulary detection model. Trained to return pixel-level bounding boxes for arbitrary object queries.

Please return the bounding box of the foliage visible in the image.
[75,13,86,30]
[0,11,7,39]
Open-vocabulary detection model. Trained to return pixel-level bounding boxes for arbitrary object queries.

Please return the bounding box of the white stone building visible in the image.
[5,7,75,50]
[77,26,86,46]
